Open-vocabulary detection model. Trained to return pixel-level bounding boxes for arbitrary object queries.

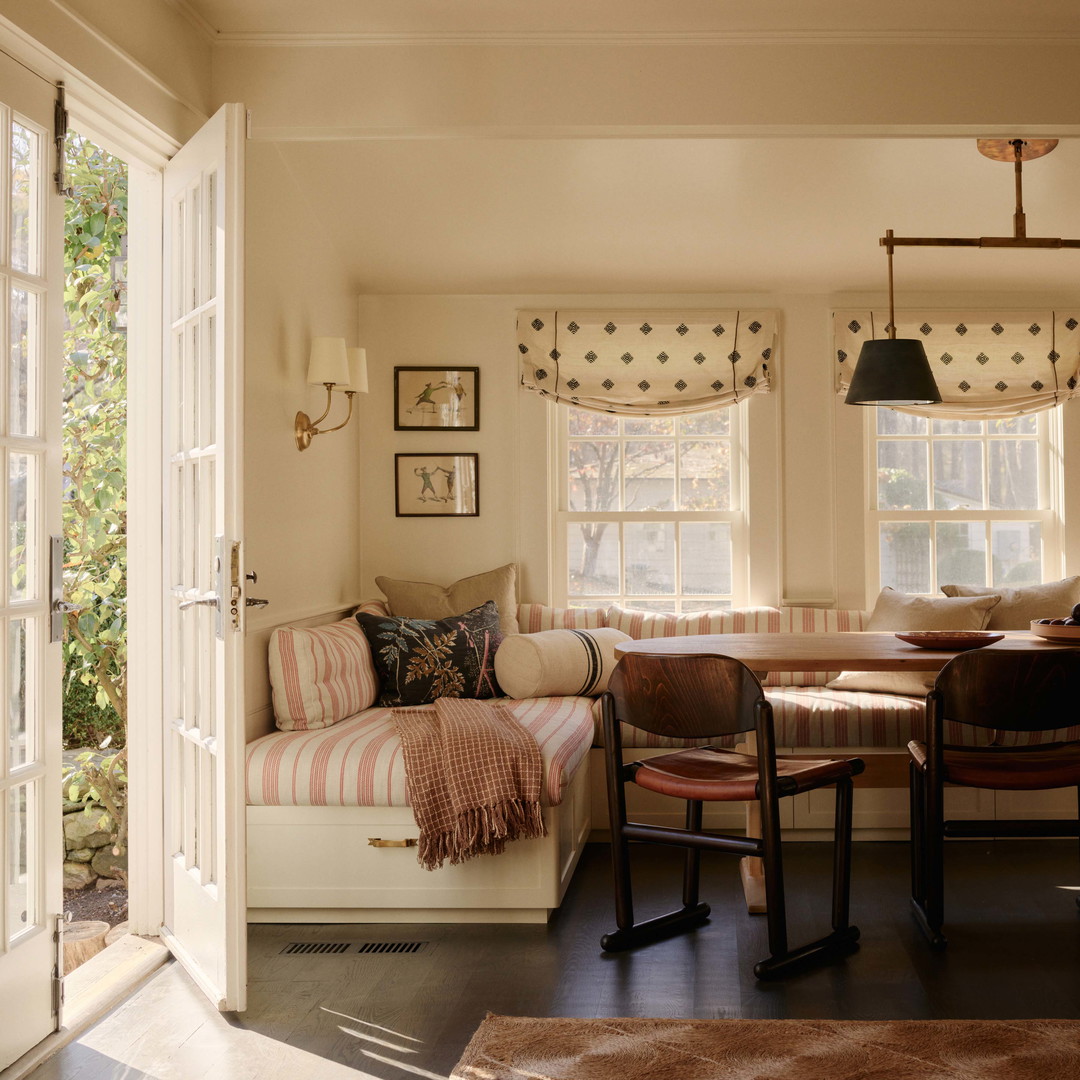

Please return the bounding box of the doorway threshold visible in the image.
[0,935,169,1080]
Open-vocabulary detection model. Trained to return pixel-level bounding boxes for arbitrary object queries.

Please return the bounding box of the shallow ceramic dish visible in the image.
[1029,621,1080,642]
[894,631,1004,650]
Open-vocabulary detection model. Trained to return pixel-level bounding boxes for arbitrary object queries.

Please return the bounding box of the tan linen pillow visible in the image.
[494,627,631,699]
[376,563,519,635]
[826,588,1002,695]
[941,577,1080,631]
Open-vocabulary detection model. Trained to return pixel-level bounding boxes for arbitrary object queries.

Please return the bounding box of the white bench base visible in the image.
[246,756,592,924]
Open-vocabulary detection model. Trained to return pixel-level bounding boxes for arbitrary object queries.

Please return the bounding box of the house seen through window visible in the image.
[557,403,744,611]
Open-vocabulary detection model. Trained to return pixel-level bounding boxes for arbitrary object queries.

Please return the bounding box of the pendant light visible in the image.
[846,137,1074,407]
[845,230,942,406]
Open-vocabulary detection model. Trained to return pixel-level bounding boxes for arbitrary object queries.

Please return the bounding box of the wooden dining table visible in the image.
[614,629,1079,912]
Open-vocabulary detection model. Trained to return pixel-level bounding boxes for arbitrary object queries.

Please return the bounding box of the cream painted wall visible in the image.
[357,291,1080,615]
[242,140,364,714]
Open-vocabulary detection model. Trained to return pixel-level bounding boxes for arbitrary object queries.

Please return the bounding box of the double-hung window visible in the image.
[555,403,746,611]
[868,407,1059,593]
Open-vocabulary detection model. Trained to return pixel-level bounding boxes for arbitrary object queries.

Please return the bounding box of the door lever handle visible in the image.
[179,596,219,610]
[52,600,80,615]
[245,597,270,609]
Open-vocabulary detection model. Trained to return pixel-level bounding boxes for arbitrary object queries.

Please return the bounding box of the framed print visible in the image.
[394,366,479,430]
[395,453,479,517]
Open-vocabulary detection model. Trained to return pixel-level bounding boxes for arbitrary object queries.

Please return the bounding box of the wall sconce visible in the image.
[295,338,369,451]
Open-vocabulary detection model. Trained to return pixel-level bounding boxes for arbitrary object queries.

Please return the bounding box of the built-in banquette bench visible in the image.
[246,590,1080,924]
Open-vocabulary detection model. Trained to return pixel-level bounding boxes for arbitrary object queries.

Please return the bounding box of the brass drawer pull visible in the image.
[367,837,418,848]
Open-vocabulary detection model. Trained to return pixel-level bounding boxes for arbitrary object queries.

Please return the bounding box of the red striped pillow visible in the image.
[268,615,380,730]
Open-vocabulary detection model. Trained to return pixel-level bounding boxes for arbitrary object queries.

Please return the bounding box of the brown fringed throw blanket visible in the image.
[392,697,547,870]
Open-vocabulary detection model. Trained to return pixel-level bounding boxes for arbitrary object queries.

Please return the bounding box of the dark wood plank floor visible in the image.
[32,839,1080,1079]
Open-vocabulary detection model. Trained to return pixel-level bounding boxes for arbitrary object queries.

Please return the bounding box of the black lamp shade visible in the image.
[844,338,942,406]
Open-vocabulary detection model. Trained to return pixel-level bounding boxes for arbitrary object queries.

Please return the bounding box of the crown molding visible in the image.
[163,0,220,43]
[215,27,1080,48]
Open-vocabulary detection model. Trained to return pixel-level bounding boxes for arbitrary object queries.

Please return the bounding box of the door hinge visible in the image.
[53,914,65,1024]
[53,82,71,196]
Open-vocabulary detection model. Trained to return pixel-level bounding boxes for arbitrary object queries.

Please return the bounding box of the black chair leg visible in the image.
[601,772,709,953]
[753,782,860,980]
[683,800,703,908]
[831,776,855,933]
[909,763,947,949]
[909,761,925,906]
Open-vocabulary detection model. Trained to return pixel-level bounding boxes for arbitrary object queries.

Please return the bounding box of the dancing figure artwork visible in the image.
[395,367,480,431]
[396,453,479,516]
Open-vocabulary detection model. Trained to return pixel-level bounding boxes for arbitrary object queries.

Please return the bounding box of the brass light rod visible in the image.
[881,236,1080,249]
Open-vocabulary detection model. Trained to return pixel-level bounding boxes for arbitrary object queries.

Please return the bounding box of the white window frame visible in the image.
[552,402,750,611]
[863,406,1065,596]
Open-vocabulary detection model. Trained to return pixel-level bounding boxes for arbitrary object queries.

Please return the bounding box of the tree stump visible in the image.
[63,920,110,973]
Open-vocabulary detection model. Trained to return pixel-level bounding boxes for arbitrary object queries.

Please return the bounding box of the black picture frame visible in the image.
[394,453,479,517]
[394,366,480,430]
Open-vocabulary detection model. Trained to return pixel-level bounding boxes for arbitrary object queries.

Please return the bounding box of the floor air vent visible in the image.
[355,941,427,955]
[281,942,352,955]
[279,940,429,956]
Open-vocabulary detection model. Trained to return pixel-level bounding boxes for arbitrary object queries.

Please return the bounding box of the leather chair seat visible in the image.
[633,746,863,801]
[908,740,1080,791]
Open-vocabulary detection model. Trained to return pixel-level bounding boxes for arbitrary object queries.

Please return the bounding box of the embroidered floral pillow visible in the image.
[355,601,503,707]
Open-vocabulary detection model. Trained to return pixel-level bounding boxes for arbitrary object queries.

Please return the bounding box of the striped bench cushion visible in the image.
[516,604,609,633]
[595,686,1080,751]
[246,694,595,808]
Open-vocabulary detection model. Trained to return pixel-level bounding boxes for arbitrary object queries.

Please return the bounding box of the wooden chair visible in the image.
[908,648,1080,948]
[599,651,865,979]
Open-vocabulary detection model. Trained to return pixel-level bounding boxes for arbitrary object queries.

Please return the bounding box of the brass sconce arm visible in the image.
[295,385,356,451]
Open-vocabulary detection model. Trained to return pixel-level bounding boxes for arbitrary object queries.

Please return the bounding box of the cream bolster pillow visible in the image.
[941,576,1080,631]
[376,563,519,635]
[494,627,631,699]
[825,589,1002,696]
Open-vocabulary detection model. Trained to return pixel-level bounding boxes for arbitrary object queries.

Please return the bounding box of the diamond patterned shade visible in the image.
[517,310,775,415]
[835,310,1080,418]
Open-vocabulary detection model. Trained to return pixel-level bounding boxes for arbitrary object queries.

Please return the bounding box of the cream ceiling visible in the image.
[185,1,1080,295]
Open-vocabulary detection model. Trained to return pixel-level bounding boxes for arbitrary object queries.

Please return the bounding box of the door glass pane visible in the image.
[202,315,216,446]
[680,521,732,597]
[992,521,1042,586]
[567,522,618,597]
[7,782,34,944]
[877,441,928,509]
[989,440,1039,509]
[9,452,36,602]
[936,521,987,587]
[625,521,674,595]
[9,618,28,769]
[10,286,37,436]
[624,441,674,511]
[568,440,618,511]
[678,440,730,510]
[10,121,39,276]
[880,522,931,593]
[933,441,984,509]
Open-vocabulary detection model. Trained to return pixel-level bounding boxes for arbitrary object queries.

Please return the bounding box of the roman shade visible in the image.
[834,310,1080,419]
[518,310,776,415]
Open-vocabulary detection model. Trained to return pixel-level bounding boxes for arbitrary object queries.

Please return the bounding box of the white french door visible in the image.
[0,56,63,1071]
[159,104,246,1012]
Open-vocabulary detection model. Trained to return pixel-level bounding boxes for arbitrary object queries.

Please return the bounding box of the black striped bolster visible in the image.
[569,629,603,696]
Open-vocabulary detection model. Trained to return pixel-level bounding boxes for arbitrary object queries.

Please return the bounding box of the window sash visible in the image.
[554,403,748,609]
[864,407,1062,596]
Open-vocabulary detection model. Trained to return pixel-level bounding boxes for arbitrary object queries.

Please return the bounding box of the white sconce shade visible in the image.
[344,347,369,393]
[307,337,350,385]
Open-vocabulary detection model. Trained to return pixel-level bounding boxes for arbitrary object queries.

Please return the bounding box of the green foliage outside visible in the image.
[62,133,128,753]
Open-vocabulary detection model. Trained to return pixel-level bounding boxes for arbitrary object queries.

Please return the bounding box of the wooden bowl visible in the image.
[894,631,1004,651]
[1029,621,1080,642]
